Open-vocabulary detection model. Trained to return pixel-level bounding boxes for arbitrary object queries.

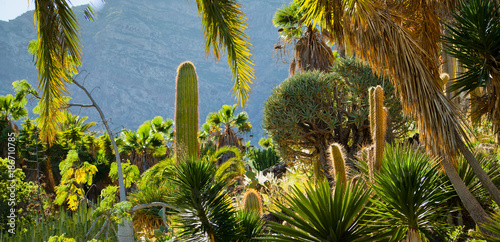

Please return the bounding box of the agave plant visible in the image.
[264,179,373,241]
[370,144,452,241]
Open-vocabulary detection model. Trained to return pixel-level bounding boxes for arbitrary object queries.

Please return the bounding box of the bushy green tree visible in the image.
[263,59,407,181]
[0,158,37,231]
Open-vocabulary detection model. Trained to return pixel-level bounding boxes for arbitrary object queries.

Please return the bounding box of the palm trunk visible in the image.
[456,136,500,206]
[405,228,422,242]
[441,156,492,233]
[44,155,56,194]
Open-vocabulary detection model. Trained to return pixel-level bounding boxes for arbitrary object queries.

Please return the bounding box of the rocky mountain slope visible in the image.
[0,0,290,143]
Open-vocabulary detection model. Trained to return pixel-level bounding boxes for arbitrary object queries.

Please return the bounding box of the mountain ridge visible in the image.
[0,0,290,143]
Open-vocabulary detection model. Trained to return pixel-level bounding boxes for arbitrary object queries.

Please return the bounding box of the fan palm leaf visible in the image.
[194,0,255,107]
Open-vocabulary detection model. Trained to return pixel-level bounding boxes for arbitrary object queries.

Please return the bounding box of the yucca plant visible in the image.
[263,179,374,241]
[370,144,452,241]
[167,156,266,241]
[479,211,500,241]
[167,157,239,241]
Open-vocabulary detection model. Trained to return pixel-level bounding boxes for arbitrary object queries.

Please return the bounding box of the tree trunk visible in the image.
[44,155,56,194]
[405,228,422,242]
[71,79,133,241]
[457,136,500,206]
[441,156,492,233]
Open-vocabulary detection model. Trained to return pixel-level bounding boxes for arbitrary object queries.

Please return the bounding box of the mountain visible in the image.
[0,0,290,144]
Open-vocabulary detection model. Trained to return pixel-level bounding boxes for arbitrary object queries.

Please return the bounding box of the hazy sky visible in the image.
[0,0,104,21]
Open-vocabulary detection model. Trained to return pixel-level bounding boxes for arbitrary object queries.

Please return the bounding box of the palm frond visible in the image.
[34,0,82,143]
[194,0,255,107]
[443,0,500,136]
[298,0,469,158]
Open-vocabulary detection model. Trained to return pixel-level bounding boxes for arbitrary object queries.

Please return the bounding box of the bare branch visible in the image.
[131,202,175,213]
[67,103,94,108]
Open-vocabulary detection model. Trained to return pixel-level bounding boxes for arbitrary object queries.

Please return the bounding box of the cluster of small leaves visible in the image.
[0,158,37,230]
[55,150,98,211]
[109,161,139,188]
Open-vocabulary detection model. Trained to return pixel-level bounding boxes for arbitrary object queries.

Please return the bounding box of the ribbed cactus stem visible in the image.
[175,61,199,161]
[368,87,376,137]
[242,189,263,214]
[373,85,386,171]
[331,143,346,186]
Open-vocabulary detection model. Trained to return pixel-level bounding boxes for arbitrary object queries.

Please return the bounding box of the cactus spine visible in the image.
[242,189,263,214]
[331,143,346,186]
[371,85,387,172]
[175,61,199,161]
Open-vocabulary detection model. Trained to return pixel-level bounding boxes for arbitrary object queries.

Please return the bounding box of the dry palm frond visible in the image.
[299,0,468,159]
[289,57,297,76]
[295,26,336,73]
[216,127,241,166]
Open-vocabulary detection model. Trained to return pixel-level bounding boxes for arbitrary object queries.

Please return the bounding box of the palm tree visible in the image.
[33,0,254,144]
[443,0,500,143]
[273,1,335,76]
[297,0,500,229]
[205,104,252,165]
[119,121,166,173]
[57,110,97,148]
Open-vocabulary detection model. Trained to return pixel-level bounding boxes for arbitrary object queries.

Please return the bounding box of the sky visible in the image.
[0,0,104,21]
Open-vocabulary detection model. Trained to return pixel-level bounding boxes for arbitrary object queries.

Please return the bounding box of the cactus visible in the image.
[331,143,347,186]
[242,189,263,214]
[368,86,376,137]
[175,61,199,161]
[371,85,387,172]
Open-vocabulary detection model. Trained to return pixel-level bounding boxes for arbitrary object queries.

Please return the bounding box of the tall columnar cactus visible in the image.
[368,86,376,137]
[331,143,347,186]
[372,85,387,172]
[175,61,199,161]
[242,189,263,214]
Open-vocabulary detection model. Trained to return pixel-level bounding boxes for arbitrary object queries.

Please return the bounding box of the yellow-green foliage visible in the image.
[175,61,199,161]
[331,143,346,185]
[47,234,77,242]
[55,150,98,211]
[372,86,387,172]
[242,189,263,214]
[109,161,140,188]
